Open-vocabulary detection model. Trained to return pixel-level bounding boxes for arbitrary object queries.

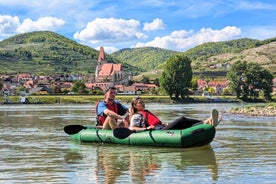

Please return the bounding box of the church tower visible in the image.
[98,47,106,64]
[95,46,126,84]
[95,47,107,81]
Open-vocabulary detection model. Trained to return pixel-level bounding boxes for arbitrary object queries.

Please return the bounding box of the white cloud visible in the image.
[134,26,242,51]
[143,18,166,31]
[0,15,20,36]
[0,15,65,36]
[73,18,146,44]
[17,17,65,33]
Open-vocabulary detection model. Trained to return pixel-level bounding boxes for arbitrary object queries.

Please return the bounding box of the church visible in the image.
[95,47,124,83]
[88,47,131,92]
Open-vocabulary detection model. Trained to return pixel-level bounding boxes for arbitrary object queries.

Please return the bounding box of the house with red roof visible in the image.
[197,79,229,95]
[17,73,32,83]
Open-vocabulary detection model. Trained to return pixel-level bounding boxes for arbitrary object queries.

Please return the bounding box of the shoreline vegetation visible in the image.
[1,95,276,116]
[1,95,240,104]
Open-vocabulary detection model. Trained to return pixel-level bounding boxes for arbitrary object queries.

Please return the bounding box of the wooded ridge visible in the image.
[0,31,275,76]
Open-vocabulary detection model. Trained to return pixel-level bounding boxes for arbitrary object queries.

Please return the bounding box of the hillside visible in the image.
[0,31,275,77]
[111,47,179,71]
[206,41,276,69]
[113,37,276,76]
[187,37,276,72]
[0,31,131,75]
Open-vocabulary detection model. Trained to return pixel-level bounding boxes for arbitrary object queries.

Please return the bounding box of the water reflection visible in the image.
[1,104,276,183]
[63,144,218,183]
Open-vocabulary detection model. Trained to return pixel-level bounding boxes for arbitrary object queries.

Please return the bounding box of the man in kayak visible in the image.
[128,96,221,131]
[96,86,129,129]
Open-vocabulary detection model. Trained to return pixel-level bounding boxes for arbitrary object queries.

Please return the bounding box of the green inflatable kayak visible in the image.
[64,123,216,148]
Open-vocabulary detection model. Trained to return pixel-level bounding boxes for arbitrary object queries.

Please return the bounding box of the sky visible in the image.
[0,0,275,53]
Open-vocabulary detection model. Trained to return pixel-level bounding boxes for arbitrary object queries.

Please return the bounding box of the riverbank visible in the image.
[230,103,276,116]
[2,95,276,117]
[1,95,240,104]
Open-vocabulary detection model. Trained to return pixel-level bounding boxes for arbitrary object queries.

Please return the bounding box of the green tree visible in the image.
[153,78,159,86]
[259,68,274,101]
[227,61,274,101]
[72,80,87,94]
[0,79,3,90]
[16,85,27,95]
[226,61,247,99]
[160,55,192,98]
[141,76,150,84]
[191,77,198,91]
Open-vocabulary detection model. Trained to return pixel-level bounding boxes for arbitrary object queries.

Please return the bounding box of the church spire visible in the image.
[98,47,106,62]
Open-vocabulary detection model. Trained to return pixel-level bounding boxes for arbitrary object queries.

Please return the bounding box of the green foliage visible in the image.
[16,85,27,95]
[111,38,276,75]
[227,60,247,99]
[226,61,274,101]
[259,68,274,101]
[184,38,261,61]
[191,77,199,91]
[0,31,275,80]
[141,76,150,84]
[0,31,101,75]
[0,79,3,90]
[111,47,179,71]
[72,80,87,94]
[160,54,192,98]
[0,31,139,75]
[222,88,232,96]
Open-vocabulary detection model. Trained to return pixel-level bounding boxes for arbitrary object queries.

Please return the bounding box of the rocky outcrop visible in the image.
[230,105,276,116]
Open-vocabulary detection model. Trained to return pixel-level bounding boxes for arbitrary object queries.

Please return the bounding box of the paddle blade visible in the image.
[113,128,135,139]
[64,125,86,135]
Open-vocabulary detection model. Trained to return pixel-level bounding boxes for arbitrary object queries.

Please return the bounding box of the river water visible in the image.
[0,103,275,184]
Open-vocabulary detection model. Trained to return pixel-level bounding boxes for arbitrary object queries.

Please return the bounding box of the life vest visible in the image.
[138,110,162,127]
[95,101,118,126]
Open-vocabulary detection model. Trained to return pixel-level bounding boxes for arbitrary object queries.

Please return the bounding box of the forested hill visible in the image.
[112,37,276,72]
[0,30,275,75]
[111,47,179,71]
[184,38,260,61]
[0,31,125,74]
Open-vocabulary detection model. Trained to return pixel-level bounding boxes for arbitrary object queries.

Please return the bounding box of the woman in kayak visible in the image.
[129,97,221,131]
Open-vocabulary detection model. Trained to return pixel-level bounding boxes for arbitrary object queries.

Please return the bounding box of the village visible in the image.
[1,47,275,103]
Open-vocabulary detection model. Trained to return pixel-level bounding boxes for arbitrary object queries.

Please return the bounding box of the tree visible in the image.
[191,77,198,91]
[0,79,3,91]
[160,55,192,98]
[153,78,159,86]
[226,60,247,99]
[141,76,150,84]
[72,80,87,94]
[16,85,27,95]
[227,61,274,101]
[259,68,274,101]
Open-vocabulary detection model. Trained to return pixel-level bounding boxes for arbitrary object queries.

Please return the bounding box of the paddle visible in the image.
[113,128,136,139]
[113,128,152,139]
[64,125,87,135]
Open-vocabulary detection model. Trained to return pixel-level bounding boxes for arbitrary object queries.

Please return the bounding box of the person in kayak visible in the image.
[129,96,221,131]
[96,86,129,129]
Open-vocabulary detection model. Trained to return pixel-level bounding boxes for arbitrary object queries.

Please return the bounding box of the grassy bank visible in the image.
[1,95,173,104]
[1,95,239,104]
[1,94,274,105]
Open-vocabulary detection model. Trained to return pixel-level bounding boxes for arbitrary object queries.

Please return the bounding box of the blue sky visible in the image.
[0,0,275,53]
